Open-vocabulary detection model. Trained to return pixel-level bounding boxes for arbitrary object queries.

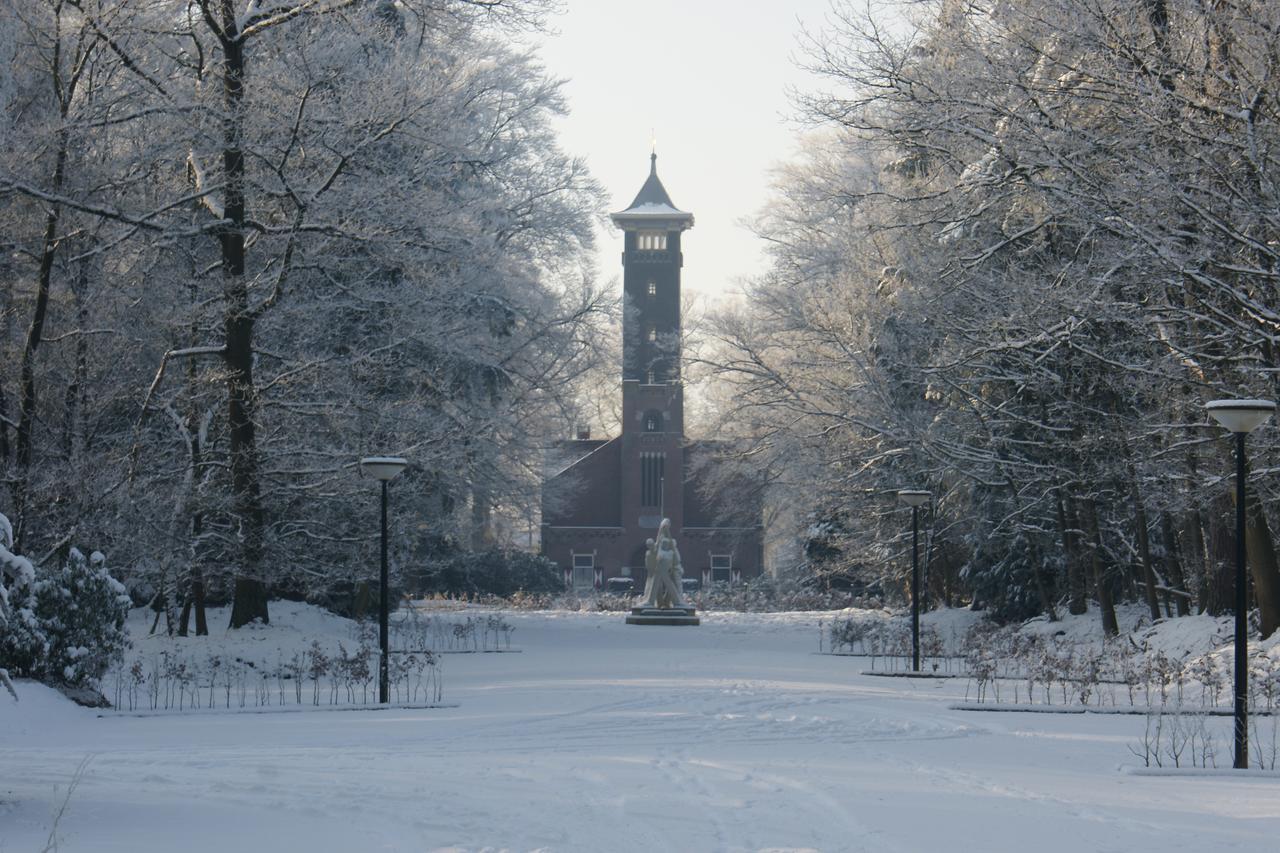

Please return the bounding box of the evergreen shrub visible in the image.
[0,544,131,690]
[411,548,563,598]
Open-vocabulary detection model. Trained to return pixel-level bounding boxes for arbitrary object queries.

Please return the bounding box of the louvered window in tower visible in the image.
[637,232,667,251]
[640,452,665,507]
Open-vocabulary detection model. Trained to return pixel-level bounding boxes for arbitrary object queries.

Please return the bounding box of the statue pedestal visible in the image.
[625,607,700,626]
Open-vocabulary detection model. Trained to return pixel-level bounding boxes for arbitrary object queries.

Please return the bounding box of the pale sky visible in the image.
[535,0,839,305]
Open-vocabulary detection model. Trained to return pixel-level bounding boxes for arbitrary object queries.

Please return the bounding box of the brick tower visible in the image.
[541,154,761,593]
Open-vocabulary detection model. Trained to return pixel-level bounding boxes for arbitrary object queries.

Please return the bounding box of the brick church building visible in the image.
[541,155,764,591]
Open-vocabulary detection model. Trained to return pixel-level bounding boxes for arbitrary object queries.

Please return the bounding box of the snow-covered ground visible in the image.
[3,606,1278,852]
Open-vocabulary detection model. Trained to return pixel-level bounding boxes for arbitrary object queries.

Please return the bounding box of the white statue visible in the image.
[640,518,686,609]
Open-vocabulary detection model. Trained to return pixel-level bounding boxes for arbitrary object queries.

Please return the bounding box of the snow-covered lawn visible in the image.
[3,607,1278,852]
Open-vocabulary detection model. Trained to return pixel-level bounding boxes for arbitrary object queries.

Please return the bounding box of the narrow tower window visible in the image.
[647,281,657,296]
[647,327,657,342]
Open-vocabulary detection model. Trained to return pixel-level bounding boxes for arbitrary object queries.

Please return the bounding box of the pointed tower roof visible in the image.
[629,153,676,208]
[611,153,694,230]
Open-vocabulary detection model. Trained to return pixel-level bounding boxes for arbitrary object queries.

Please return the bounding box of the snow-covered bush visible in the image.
[0,513,35,617]
[107,642,442,712]
[689,576,877,613]
[388,609,516,652]
[447,575,881,613]
[828,617,870,654]
[0,586,47,694]
[0,512,36,699]
[0,541,131,691]
[1130,708,1221,769]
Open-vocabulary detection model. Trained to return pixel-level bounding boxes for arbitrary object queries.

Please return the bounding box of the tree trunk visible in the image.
[0,361,10,464]
[1186,507,1211,613]
[1058,491,1088,615]
[13,5,91,547]
[1082,498,1119,637]
[1160,513,1192,617]
[0,258,11,463]
[148,583,173,637]
[1205,494,1235,616]
[471,484,492,550]
[62,260,90,464]
[1181,417,1212,614]
[217,13,269,628]
[1131,481,1162,621]
[14,130,68,549]
[1029,537,1058,622]
[230,575,269,628]
[1245,490,1280,639]
[930,541,958,609]
[194,573,209,636]
[186,289,209,636]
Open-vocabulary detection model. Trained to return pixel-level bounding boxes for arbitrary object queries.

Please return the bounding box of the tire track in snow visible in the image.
[652,746,734,851]
[894,757,1174,843]
[677,755,892,853]
[446,682,982,760]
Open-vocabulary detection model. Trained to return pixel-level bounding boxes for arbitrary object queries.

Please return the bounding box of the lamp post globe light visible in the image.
[1205,399,1275,769]
[898,489,931,673]
[360,456,408,704]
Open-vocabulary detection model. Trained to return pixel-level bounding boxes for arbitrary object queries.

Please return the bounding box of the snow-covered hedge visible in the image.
[472,576,881,613]
[688,577,880,613]
[107,642,442,712]
[409,548,564,599]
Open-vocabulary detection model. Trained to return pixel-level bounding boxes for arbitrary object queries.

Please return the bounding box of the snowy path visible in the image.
[3,610,1278,852]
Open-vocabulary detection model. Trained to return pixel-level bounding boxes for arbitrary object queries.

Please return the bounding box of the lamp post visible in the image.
[1205,399,1274,769]
[898,489,931,672]
[360,456,408,704]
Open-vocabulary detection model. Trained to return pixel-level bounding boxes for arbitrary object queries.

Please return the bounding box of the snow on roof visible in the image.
[611,202,691,219]
[610,153,694,227]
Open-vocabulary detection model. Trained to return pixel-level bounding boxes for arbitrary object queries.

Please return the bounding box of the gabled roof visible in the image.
[611,153,694,229]
[542,437,623,527]
[545,438,612,479]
